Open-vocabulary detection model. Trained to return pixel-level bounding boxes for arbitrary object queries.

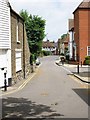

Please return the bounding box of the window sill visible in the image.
[16,70,22,73]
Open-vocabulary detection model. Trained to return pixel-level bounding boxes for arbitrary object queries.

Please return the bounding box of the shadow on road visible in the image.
[2,97,63,119]
[1,97,89,120]
[73,88,90,106]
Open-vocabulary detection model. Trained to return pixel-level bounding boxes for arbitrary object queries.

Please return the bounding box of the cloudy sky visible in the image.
[9,0,82,41]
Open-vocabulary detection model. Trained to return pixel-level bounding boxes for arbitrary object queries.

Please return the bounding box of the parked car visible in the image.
[36,58,40,65]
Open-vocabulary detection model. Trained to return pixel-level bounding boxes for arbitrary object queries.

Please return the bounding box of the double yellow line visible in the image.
[0,73,36,97]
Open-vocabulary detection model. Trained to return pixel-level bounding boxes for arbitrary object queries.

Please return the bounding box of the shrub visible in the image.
[42,50,51,56]
[85,60,90,65]
[85,56,90,60]
[60,53,64,56]
[65,54,69,61]
[85,56,90,65]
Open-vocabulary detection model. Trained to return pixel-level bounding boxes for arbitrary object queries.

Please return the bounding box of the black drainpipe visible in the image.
[23,23,25,79]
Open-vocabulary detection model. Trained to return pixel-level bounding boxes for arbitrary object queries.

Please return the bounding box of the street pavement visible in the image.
[55,58,90,84]
[0,56,89,119]
[64,64,90,84]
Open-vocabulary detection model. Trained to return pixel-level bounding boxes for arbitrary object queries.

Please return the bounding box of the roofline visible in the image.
[73,2,90,14]
[8,2,24,22]
[73,7,90,14]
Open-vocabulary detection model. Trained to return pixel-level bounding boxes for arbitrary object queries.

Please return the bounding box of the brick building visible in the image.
[42,40,57,55]
[58,33,69,55]
[73,0,90,64]
[0,0,31,87]
[10,7,31,85]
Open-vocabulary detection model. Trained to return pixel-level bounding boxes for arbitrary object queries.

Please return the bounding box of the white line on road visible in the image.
[61,65,72,74]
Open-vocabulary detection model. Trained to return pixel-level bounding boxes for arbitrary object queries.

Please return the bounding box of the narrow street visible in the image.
[2,56,88,119]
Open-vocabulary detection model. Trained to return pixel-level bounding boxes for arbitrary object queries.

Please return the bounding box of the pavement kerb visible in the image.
[73,74,90,84]
[55,61,90,84]
[0,64,41,96]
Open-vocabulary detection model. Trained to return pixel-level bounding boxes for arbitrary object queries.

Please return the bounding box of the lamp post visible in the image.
[80,48,83,67]
[77,62,79,74]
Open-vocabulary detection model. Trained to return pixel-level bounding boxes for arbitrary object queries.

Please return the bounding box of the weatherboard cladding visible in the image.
[0,0,10,49]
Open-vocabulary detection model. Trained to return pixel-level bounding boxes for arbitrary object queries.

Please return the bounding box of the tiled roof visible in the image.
[79,0,90,8]
[42,40,56,48]
[73,0,90,13]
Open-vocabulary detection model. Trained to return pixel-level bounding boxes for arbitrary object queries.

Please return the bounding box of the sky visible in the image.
[9,0,83,42]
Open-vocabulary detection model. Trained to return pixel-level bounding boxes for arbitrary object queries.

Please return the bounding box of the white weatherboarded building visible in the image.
[0,0,11,87]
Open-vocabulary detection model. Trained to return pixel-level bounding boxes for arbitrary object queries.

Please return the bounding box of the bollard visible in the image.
[77,62,79,74]
[4,73,7,91]
[81,61,82,67]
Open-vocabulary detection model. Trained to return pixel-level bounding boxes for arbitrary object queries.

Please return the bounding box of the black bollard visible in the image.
[4,73,7,91]
[77,62,79,74]
[81,61,82,67]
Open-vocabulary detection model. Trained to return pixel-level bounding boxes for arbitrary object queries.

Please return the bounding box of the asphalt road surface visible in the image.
[2,56,89,119]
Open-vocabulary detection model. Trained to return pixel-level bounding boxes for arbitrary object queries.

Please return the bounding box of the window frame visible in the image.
[15,49,22,72]
[87,46,90,56]
[16,19,20,44]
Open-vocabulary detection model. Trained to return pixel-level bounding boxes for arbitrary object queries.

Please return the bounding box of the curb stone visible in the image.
[55,62,90,84]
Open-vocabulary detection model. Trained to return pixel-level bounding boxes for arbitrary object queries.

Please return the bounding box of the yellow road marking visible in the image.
[0,63,42,96]
[0,73,36,97]
[69,74,89,88]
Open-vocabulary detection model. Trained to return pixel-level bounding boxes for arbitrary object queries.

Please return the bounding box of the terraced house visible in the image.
[0,0,30,87]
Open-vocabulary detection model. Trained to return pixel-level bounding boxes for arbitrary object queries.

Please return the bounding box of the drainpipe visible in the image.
[23,23,25,79]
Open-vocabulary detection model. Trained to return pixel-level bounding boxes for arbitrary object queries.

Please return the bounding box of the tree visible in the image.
[61,34,67,39]
[20,10,46,57]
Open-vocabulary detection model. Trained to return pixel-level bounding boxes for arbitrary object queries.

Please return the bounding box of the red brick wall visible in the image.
[88,10,90,46]
[79,9,88,63]
[74,9,90,64]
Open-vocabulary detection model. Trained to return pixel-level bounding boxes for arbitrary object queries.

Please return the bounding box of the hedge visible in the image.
[85,56,90,65]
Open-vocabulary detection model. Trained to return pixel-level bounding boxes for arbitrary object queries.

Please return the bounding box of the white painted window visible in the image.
[16,50,22,72]
[0,50,7,68]
[16,20,20,43]
[87,46,90,56]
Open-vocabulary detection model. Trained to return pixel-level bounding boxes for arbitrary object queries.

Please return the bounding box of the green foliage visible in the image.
[65,54,69,61]
[30,54,34,65]
[19,9,29,23]
[85,60,90,65]
[20,10,46,56]
[85,56,90,60]
[42,51,51,56]
[60,53,64,56]
[85,56,90,65]
[61,34,67,39]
